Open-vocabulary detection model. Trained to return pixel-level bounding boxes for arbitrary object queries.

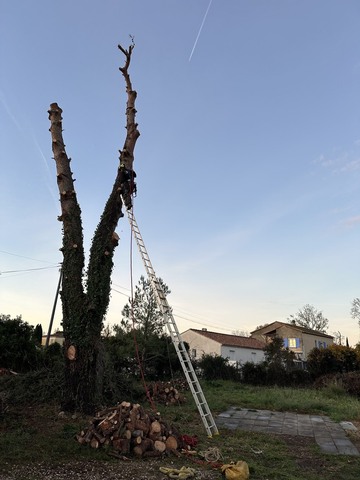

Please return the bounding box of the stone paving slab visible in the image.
[216,407,359,456]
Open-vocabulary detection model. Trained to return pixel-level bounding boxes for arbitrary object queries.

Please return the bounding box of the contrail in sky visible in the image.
[0,89,22,130]
[1,88,59,212]
[32,134,59,212]
[0,89,59,211]
[189,0,213,62]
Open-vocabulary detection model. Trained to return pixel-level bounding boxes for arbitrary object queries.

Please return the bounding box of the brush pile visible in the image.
[76,401,184,458]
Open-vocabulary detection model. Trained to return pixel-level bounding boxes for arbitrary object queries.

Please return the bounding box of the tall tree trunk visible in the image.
[48,43,140,414]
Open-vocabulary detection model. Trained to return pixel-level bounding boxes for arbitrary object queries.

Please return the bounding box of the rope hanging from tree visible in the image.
[128,199,157,412]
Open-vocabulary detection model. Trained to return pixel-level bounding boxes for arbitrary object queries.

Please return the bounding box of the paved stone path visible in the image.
[216,407,359,456]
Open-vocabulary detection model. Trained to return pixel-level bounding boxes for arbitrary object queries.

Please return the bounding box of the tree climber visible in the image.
[119,163,137,210]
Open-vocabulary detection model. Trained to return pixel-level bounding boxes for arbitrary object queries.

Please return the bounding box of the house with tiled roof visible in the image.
[181,328,266,365]
[250,321,334,361]
[41,330,65,347]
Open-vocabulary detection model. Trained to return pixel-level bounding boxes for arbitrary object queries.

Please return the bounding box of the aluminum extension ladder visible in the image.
[127,209,219,437]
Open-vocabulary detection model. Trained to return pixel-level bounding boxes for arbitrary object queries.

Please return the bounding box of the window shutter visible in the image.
[283,338,289,348]
[295,338,300,348]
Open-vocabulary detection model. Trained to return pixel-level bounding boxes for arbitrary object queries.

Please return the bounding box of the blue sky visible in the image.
[1,0,360,344]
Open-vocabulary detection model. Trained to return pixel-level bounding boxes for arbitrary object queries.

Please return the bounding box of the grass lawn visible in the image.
[160,381,360,480]
[1,380,360,479]
[199,380,360,422]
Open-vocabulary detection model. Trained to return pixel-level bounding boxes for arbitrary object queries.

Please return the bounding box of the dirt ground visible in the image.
[1,430,359,480]
[0,459,220,480]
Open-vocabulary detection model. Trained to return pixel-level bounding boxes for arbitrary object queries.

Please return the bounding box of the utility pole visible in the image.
[45,266,63,347]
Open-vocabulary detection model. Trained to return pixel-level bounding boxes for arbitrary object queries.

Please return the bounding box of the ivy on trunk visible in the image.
[48,43,140,414]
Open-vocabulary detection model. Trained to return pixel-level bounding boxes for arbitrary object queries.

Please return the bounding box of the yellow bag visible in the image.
[221,461,250,480]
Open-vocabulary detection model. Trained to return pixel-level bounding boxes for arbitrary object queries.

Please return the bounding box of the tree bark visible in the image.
[117,43,140,171]
[48,43,140,414]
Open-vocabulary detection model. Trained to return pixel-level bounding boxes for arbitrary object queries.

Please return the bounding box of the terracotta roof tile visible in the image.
[188,329,265,349]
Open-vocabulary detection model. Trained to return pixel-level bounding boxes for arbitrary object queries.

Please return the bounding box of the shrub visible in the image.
[0,314,41,372]
[329,345,359,372]
[307,347,338,377]
[313,372,360,399]
[241,362,267,385]
[103,331,183,381]
[240,361,311,387]
[197,354,241,381]
[307,345,360,378]
[265,364,287,386]
[41,342,63,368]
[341,372,360,398]
[286,368,312,386]
[0,365,64,406]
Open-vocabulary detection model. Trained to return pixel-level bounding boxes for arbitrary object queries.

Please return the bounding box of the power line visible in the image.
[111,287,130,297]
[0,249,59,265]
[110,285,237,333]
[172,313,236,333]
[0,265,60,275]
[112,282,131,292]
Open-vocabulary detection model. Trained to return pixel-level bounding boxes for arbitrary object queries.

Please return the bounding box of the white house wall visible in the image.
[221,345,265,365]
[181,330,265,364]
[181,330,221,359]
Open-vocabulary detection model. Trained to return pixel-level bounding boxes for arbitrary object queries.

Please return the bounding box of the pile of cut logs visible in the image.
[148,381,187,405]
[76,401,184,458]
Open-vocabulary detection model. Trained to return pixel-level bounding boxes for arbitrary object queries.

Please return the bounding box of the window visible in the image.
[229,349,235,360]
[191,349,197,358]
[285,338,300,348]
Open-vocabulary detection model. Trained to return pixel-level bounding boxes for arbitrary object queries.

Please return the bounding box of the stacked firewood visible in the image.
[76,401,184,458]
[148,381,187,405]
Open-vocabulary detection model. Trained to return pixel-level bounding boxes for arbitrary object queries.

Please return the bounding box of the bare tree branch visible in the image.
[86,43,141,315]
[48,103,85,307]
[117,42,140,171]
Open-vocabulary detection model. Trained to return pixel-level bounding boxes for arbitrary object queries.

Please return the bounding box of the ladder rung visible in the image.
[127,209,218,437]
